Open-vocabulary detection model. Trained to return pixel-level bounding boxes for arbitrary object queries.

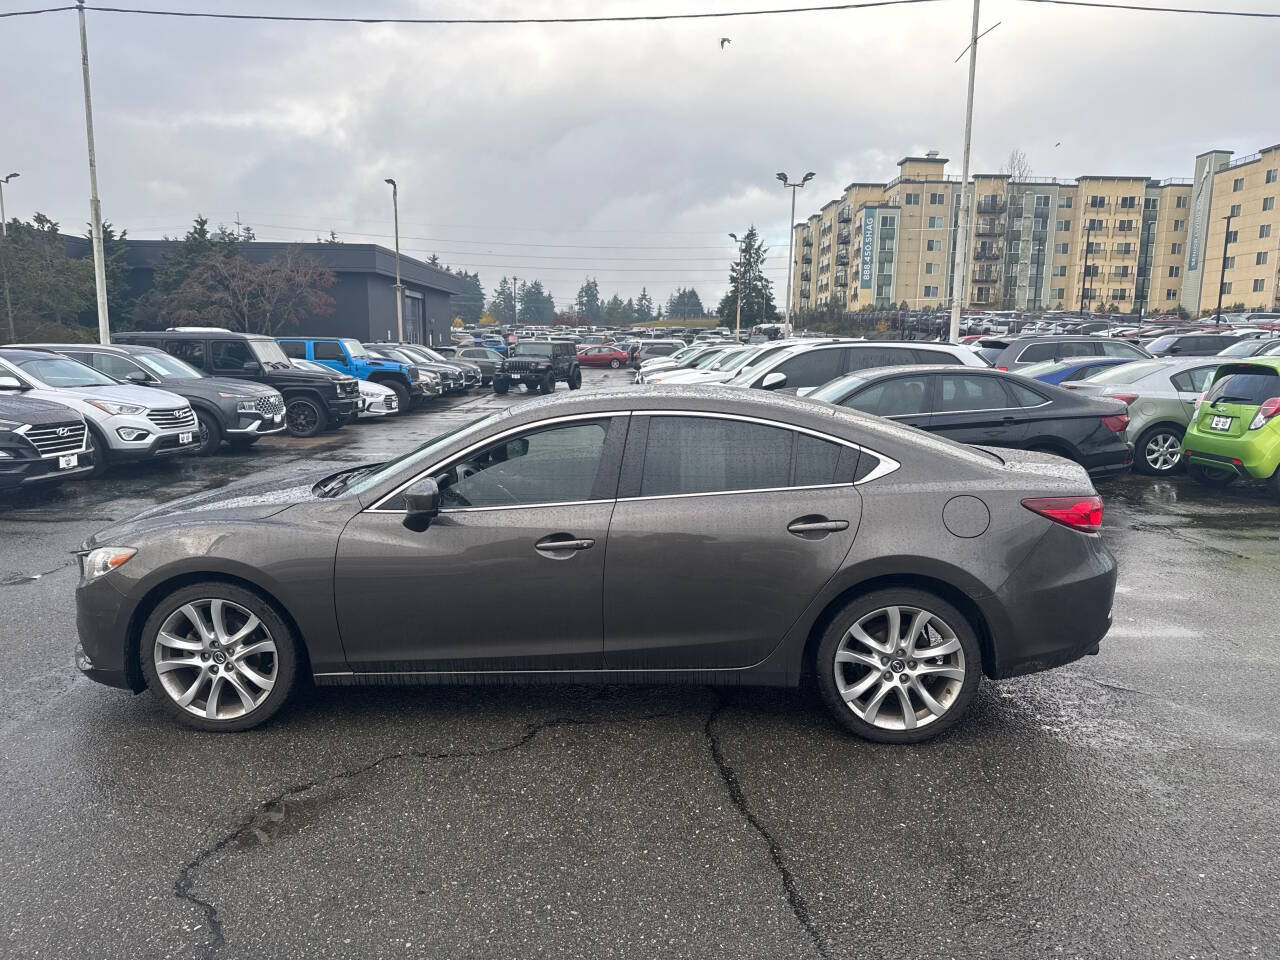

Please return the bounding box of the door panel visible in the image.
[335,502,613,672]
[603,487,860,669]
[927,373,1028,447]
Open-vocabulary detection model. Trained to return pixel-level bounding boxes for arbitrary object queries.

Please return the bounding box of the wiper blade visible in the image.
[314,463,382,498]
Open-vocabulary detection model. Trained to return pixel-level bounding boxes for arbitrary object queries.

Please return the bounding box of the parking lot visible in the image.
[1,366,1277,960]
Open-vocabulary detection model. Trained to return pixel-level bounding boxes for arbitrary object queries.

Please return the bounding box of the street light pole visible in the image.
[729,233,745,342]
[1079,221,1095,315]
[776,171,815,339]
[1215,213,1234,326]
[77,1,110,344]
[384,178,404,342]
[0,172,17,342]
[948,0,982,344]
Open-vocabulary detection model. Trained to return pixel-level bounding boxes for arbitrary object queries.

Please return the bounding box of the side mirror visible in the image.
[242,361,262,373]
[124,370,150,385]
[402,477,441,532]
[1167,345,1180,354]
[0,375,25,391]
[760,371,788,391]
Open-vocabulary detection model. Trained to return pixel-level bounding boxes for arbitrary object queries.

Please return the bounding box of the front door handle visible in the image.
[787,517,850,536]
[534,534,596,557]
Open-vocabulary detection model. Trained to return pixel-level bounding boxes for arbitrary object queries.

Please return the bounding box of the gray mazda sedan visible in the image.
[74,387,1116,743]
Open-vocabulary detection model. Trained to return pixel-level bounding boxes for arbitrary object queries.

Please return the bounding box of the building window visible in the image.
[1261,224,1272,239]
[1166,288,1178,300]
[1112,289,1128,300]
[1052,287,1066,299]
[929,192,945,204]
[1228,229,1239,243]
[1056,219,1071,231]
[1169,266,1181,277]
[1259,252,1270,266]
[905,193,921,205]
[880,215,896,228]
[1053,265,1067,277]
[1087,242,1103,255]
[1174,219,1185,231]
[1055,242,1070,254]
[1224,256,1235,269]
[1230,204,1242,218]
[1265,197,1276,212]
[926,238,941,251]
[923,285,939,297]
[927,216,944,228]
[1176,195,1189,208]
[1268,169,1279,184]
[1117,219,1134,232]
[1115,243,1133,255]
[1144,197,1159,210]
[1221,281,1232,294]
[924,262,938,275]
[1254,279,1267,293]
[1119,196,1136,209]
[1089,195,1106,208]
[1035,195,1050,208]
[1171,242,1183,255]
[1233,177,1245,192]
[1087,218,1104,231]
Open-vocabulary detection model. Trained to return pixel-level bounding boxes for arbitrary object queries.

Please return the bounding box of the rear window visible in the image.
[1146,335,1177,351]
[1205,367,1280,405]
[975,347,1004,365]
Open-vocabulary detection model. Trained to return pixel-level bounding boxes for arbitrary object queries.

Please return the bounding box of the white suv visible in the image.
[723,340,986,393]
[0,349,199,473]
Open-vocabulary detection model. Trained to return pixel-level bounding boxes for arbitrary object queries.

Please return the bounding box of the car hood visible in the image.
[265,366,341,388]
[165,376,278,399]
[84,471,326,548]
[64,383,188,407]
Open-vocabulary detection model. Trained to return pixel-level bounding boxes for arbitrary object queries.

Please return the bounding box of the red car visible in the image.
[577,345,631,369]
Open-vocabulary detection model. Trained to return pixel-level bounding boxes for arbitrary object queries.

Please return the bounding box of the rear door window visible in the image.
[1057,340,1100,359]
[911,348,965,365]
[166,339,205,367]
[1006,380,1050,406]
[641,417,793,496]
[313,341,346,361]
[1170,367,1217,393]
[1098,340,1145,358]
[935,374,1015,412]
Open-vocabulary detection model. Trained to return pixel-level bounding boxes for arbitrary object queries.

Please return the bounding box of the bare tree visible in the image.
[1000,148,1033,182]
[168,246,336,335]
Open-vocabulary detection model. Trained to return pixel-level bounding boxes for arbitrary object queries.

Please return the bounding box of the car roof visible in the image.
[18,342,167,356]
[1223,357,1280,373]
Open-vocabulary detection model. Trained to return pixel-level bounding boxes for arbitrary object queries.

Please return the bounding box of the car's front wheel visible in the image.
[285,396,327,437]
[540,371,556,394]
[609,358,621,369]
[140,583,299,731]
[816,588,980,744]
[1134,425,1184,476]
[194,408,223,456]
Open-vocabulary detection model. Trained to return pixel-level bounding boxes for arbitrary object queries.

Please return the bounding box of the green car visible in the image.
[1182,357,1280,500]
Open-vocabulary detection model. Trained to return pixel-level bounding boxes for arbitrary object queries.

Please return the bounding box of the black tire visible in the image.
[139,581,300,732]
[1268,468,1280,503]
[193,408,223,456]
[227,436,259,450]
[1187,461,1237,488]
[285,396,328,437]
[84,423,109,477]
[609,358,621,369]
[568,368,582,390]
[493,378,510,395]
[815,588,981,744]
[379,379,411,416]
[540,371,556,394]
[1133,424,1184,476]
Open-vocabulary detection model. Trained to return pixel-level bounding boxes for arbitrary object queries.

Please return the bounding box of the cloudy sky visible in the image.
[3,0,1277,309]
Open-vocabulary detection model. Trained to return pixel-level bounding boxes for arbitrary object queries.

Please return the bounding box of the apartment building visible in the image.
[790,145,1280,317]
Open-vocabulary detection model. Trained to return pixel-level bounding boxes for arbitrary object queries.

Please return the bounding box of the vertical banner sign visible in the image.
[1186,166,1211,274]
[861,208,876,289]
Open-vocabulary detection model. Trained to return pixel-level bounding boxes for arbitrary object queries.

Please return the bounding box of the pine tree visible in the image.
[716,226,779,330]
[634,287,654,325]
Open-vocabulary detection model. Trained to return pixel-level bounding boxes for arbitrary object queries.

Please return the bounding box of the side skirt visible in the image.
[312,667,797,688]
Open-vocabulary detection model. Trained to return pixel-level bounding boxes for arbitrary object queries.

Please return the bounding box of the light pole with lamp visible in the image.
[384,178,404,342]
[1214,213,1235,326]
[776,171,814,339]
[728,232,746,342]
[0,172,17,342]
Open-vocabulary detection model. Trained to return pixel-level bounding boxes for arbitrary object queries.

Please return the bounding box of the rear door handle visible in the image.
[787,518,850,535]
[534,534,596,556]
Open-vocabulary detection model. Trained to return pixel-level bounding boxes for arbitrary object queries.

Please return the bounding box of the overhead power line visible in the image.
[1016,0,1278,17]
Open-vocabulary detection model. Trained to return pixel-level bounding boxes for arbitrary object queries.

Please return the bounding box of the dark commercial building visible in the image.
[65,238,465,345]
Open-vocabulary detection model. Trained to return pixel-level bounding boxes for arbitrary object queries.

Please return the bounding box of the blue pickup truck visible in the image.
[277,337,431,414]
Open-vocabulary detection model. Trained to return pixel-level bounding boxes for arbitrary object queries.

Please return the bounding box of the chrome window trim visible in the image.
[366,411,624,513]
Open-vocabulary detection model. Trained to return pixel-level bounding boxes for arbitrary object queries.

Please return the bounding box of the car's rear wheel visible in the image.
[816,588,980,744]
[194,408,222,456]
[1187,462,1236,488]
[1266,468,1280,503]
[1134,425,1183,475]
[139,582,299,732]
[609,358,621,369]
[285,396,327,437]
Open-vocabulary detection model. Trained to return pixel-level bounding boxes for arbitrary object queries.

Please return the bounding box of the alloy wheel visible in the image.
[287,400,319,435]
[833,605,965,732]
[1143,431,1182,473]
[153,599,279,721]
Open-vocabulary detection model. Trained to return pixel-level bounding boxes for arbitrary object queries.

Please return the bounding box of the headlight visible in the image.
[0,418,19,430]
[415,369,429,382]
[235,399,257,413]
[88,399,146,416]
[82,546,136,582]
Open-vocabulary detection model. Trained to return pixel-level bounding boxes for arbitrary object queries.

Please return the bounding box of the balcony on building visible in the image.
[973,246,1001,261]
[835,272,848,287]
[837,228,851,245]
[835,252,849,266]
[975,219,1004,236]
[837,205,852,223]
[977,197,1007,215]
[973,267,1000,282]
[802,235,812,247]
[802,253,812,264]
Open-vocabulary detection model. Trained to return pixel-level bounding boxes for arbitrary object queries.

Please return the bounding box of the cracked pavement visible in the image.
[1,367,1278,959]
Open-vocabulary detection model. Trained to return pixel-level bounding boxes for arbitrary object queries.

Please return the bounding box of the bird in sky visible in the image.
[720,37,731,48]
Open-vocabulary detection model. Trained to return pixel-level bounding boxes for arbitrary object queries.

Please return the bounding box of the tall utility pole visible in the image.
[948,0,982,344]
[776,172,815,339]
[1214,213,1234,325]
[384,178,404,342]
[77,1,110,344]
[0,172,17,341]
[511,275,519,327]
[729,233,745,342]
[1079,221,1095,315]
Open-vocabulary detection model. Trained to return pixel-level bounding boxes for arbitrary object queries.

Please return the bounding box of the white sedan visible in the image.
[357,379,400,418]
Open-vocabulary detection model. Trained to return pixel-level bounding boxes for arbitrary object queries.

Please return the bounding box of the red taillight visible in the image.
[1102,413,1129,433]
[1249,396,1280,430]
[1111,393,1138,406]
[1022,496,1104,533]
[997,365,1009,372]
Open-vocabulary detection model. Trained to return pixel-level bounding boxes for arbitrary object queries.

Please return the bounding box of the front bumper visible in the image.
[75,572,141,692]
[225,410,287,436]
[0,448,96,489]
[106,430,201,462]
[325,398,358,419]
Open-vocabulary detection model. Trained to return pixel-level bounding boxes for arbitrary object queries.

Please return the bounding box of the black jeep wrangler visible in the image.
[493,340,581,394]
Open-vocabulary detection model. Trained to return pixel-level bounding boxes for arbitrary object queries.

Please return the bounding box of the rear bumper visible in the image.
[1183,429,1280,480]
[983,523,1118,679]
[1084,442,1133,479]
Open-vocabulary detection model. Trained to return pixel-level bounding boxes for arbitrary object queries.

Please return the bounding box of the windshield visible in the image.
[250,339,291,366]
[1017,359,1072,378]
[689,350,726,369]
[709,348,750,371]
[292,359,331,375]
[808,373,869,404]
[344,414,500,498]
[514,343,554,357]
[135,353,204,379]
[1217,340,1264,357]
[371,347,415,364]
[6,354,117,388]
[1087,359,1166,384]
[1145,335,1177,351]
[343,339,368,357]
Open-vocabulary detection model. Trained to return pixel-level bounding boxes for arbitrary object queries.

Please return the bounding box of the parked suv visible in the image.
[494,340,581,394]
[726,340,984,392]
[1145,332,1247,357]
[114,329,359,437]
[1183,358,1280,500]
[364,343,466,393]
[372,342,482,390]
[277,337,424,414]
[631,339,687,368]
[0,348,198,472]
[0,394,96,490]
[976,336,1151,371]
[25,342,285,455]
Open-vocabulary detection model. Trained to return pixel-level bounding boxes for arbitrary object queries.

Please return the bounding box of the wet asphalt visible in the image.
[0,368,1277,960]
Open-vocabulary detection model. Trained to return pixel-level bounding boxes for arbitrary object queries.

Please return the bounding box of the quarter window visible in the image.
[1170,368,1215,393]
[1006,381,1048,406]
[935,374,1013,412]
[435,421,609,508]
[166,339,205,367]
[641,417,820,496]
